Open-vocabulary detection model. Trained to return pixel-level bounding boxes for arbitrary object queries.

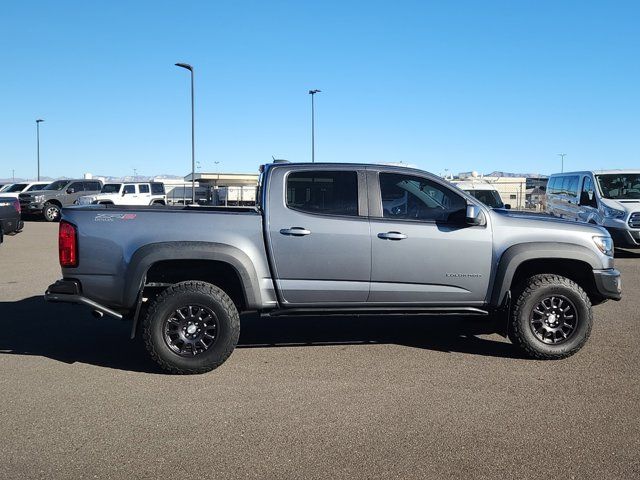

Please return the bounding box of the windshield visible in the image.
[44,180,68,191]
[27,184,47,191]
[465,189,505,208]
[596,174,640,200]
[5,183,28,192]
[101,183,122,194]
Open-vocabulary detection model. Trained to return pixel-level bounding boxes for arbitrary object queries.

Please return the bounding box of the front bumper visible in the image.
[593,269,622,301]
[20,202,44,214]
[605,226,640,248]
[45,279,124,320]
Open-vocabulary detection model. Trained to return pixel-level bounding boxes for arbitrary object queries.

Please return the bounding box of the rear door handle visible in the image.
[377,231,407,240]
[280,227,311,236]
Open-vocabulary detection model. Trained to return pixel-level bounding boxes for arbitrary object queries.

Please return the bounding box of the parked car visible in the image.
[19,179,103,222]
[46,162,621,374]
[0,184,11,192]
[0,182,50,198]
[77,182,166,206]
[546,170,640,248]
[0,197,23,243]
[451,180,509,209]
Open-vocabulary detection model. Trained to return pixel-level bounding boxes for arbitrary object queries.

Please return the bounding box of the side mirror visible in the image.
[466,204,486,226]
[66,188,75,194]
[504,203,511,210]
[122,191,127,196]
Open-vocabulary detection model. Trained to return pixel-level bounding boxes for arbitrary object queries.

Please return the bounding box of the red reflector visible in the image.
[59,221,78,267]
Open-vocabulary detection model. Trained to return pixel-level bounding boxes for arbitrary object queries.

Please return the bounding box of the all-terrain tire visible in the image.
[43,202,61,222]
[508,274,592,360]
[143,281,240,374]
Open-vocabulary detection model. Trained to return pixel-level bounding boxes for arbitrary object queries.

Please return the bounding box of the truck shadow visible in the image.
[0,296,525,373]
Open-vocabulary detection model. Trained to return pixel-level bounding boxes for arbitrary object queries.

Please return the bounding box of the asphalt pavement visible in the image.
[0,221,638,479]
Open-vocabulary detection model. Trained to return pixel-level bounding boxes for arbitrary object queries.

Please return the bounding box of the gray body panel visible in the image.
[58,163,616,315]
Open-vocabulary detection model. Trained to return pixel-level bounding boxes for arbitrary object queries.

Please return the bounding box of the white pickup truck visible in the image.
[77,182,166,206]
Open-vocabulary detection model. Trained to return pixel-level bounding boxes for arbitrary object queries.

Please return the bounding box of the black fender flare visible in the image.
[489,242,603,306]
[123,241,261,309]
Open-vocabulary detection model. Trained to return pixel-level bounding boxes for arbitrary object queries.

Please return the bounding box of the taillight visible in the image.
[59,221,78,267]
[13,199,20,214]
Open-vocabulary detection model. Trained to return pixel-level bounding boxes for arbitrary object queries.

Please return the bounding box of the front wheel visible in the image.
[43,202,61,222]
[143,281,240,374]
[508,274,593,359]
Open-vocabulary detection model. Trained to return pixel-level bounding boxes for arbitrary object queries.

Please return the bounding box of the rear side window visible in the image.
[84,181,101,191]
[151,183,165,194]
[139,184,150,193]
[286,171,358,216]
[379,173,466,222]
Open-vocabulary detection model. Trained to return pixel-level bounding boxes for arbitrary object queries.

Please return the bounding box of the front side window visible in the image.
[123,185,136,195]
[596,173,640,200]
[379,173,466,222]
[286,171,358,216]
[5,183,28,192]
[68,182,84,192]
[580,176,597,207]
[44,180,68,191]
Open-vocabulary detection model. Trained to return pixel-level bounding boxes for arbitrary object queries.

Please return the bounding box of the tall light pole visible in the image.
[558,153,567,173]
[308,89,321,163]
[36,119,44,181]
[176,62,195,204]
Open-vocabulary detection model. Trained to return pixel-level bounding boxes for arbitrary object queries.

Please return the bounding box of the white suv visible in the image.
[77,182,166,206]
[0,182,50,198]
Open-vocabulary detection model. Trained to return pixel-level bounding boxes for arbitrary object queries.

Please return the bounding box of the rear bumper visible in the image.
[593,269,622,301]
[45,279,124,319]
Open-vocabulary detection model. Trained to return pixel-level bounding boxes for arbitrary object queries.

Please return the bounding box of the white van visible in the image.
[546,170,640,248]
[451,180,509,209]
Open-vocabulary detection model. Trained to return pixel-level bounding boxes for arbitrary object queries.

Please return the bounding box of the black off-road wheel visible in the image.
[508,274,593,359]
[43,202,61,222]
[143,281,240,374]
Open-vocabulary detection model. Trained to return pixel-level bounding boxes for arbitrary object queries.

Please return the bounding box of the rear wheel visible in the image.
[509,274,592,359]
[143,281,240,374]
[43,202,61,222]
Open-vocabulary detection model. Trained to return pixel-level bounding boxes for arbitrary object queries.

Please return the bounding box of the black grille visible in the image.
[629,212,640,229]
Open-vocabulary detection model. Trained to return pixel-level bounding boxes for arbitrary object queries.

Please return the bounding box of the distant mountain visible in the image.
[486,171,549,179]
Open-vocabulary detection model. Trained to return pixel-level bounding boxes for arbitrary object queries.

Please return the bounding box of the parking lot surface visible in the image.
[1,222,639,479]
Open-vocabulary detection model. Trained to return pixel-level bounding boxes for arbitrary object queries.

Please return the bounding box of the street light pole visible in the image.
[308,89,321,163]
[176,63,195,204]
[36,119,44,181]
[558,153,567,173]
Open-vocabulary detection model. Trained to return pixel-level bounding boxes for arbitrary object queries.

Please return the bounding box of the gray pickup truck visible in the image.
[46,162,622,374]
[20,179,103,222]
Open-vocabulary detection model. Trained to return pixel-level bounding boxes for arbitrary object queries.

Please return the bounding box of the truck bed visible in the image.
[61,204,272,310]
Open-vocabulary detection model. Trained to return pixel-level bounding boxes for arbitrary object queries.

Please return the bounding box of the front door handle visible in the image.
[377,231,407,240]
[280,227,311,236]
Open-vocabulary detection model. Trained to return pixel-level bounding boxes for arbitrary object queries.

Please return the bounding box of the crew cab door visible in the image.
[265,166,371,306]
[367,169,493,305]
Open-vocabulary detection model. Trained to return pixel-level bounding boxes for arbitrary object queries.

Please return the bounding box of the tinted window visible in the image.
[85,181,101,191]
[380,173,466,222]
[123,185,136,194]
[27,184,46,191]
[102,183,121,193]
[44,180,68,191]
[547,177,558,195]
[563,176,579,196]
[5,184,28,192]
[68,182,84,192]
[596,173,640,200]
[286,171,358,216]
[151,183,165,194]
[139,184,150,194]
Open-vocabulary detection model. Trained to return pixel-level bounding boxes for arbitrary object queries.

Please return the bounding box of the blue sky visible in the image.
[1,0,638,180]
